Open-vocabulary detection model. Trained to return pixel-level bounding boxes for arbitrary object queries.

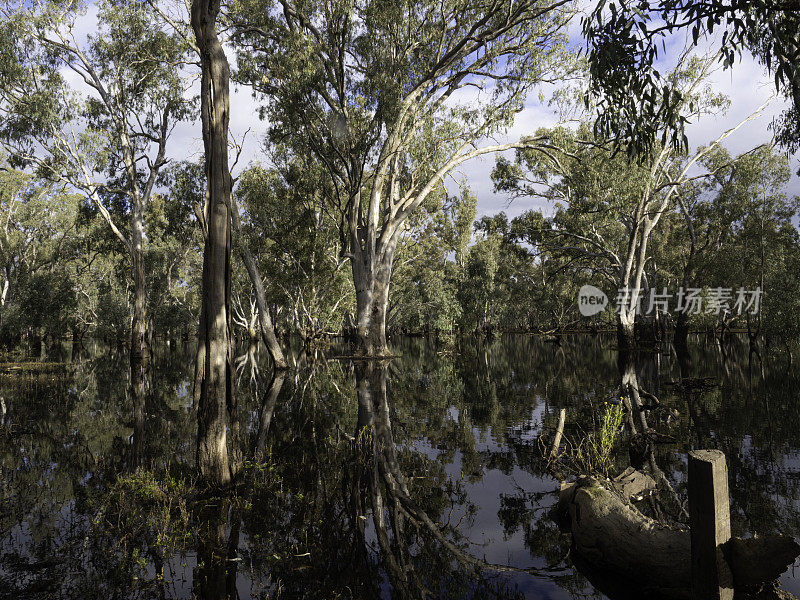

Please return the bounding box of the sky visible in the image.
[68,3,799,222]
[205,34,798,223]
[442,35,800,220]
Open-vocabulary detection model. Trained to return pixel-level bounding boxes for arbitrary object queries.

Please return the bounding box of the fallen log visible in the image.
[554,476,800,600]
[611,466,656,501]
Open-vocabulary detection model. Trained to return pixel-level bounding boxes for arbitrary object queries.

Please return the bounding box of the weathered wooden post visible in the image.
[688,449,734,600]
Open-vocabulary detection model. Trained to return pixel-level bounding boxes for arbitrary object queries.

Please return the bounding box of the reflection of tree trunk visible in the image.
[619,349,687,518]
[131,244,149,400]
[129,266,149,471]
[619,350,645,435]
[254,371,285,462]
[129,210,150,473]
[353,360,549,586]
[194,500,230,600]
[353,361,410,593]
[128,363,146,471]
[192,0,233,487]
[226,505,242,596]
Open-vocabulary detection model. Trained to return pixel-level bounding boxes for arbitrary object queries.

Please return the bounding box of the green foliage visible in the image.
[235,160,354,341]
[583,1,800,161]
[0,0,198,354]
[391,187,475,334]
[90,470,193,585]
[662,144,800,335]
[582,400,625,477]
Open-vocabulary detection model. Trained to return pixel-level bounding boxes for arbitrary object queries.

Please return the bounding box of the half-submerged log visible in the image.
[555,476,800,600]
[611,466,656,501]
[557,476,692,599]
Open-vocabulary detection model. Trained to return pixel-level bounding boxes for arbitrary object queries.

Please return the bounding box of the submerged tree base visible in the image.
[554,476,800,600]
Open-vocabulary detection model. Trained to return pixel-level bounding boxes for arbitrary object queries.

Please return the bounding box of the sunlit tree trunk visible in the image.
[192,0,233,487]
[352,234,398,357]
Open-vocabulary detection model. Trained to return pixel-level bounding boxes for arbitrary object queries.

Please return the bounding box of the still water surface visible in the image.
[2,334,799,599]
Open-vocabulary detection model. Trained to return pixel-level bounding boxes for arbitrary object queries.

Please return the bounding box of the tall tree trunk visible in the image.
[352,256,373,355]
[617,311,636,353]
[129,379,145,472]
[128,248,147,474]
[192,0,233,487]
[366,252,393,356]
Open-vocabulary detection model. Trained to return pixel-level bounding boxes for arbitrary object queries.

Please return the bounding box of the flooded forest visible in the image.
[1,1,800,599]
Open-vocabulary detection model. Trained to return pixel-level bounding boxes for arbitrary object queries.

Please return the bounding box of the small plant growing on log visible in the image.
[578,399,625,477]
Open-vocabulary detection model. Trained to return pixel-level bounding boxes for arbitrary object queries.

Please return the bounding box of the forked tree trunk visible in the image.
[352,239,397,357]
[239,245,287,369]
[192,0,233,487]
[229,194,287,369]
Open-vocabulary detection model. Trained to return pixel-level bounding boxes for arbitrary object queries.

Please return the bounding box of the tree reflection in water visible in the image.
[2,334,800,598]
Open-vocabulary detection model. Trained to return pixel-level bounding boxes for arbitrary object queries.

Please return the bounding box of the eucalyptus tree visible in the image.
[688,145,800,341]
[389,187,475,336]
[493,55,771,349]
[0,165,83,347]
[0,168,57,331]
[231,0,578,356]
[188,0,237,485]
[0,0,192,394]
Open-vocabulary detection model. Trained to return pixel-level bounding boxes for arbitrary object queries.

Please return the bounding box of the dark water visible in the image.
[2,334,800,599]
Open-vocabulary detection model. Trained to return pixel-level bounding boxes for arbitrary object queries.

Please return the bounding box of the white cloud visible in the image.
[460,49,799,220]
[64,7,794,218]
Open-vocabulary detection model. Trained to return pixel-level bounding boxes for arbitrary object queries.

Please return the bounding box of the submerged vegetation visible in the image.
[3,337,800,598]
